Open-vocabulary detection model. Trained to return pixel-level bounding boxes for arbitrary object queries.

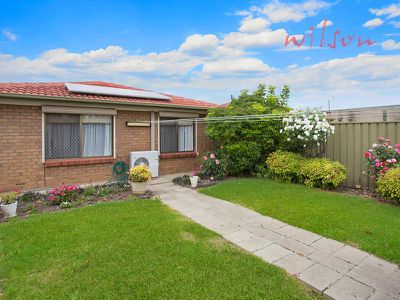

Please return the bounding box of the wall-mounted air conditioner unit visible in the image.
[129,151,159,177]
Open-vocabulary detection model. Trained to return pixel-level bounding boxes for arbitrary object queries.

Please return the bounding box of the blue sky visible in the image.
[0,0,399,108]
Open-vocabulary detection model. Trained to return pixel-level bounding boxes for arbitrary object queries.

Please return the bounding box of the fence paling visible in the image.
[326,122,400,190]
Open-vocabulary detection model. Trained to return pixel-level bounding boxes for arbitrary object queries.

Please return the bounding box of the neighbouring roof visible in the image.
[0,81,217,109]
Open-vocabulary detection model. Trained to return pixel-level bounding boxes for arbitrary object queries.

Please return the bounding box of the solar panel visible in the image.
[65,83,171,100]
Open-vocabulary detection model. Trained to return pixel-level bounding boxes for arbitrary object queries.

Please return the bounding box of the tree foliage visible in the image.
[205,84,290,175]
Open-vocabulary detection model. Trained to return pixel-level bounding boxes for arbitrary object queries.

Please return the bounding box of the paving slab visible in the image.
[324,276,374,300]
[253,243,291,263]
[156,176,399,300]
[298,263,343,292]
[311,237,345,253]
[275,252,315,275]
[235,236,273,253]
[334,246,370,265]
[223,229,257,243]
[308,249,355,274]
[278,237,317,256]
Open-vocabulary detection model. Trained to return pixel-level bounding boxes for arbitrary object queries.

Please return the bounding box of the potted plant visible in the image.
[1,191,19,218]
[190,169,199,187]
[128,165,152,194]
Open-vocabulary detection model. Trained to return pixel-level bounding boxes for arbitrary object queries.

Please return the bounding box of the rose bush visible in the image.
[282,108,334,156]
[199,149,228,180]
[364,137,400,180]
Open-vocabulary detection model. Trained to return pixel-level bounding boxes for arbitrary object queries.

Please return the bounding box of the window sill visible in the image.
[44,157,115,167]
[159,152,197,159]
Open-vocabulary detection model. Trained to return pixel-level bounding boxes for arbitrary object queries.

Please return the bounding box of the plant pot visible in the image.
[130,181,148,195]
[1,201,18,218]
[190,176,199,187]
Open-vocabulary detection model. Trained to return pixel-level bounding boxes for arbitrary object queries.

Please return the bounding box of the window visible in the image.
[45,113,113,159]
[160,118,194,153]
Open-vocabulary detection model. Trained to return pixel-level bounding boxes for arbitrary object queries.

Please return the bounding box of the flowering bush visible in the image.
[48,185,79,205]
[199,149,228,180]
[282,108,334,155]
[128,165,152,182]
[364,137,400,180]
[377,168,400,203]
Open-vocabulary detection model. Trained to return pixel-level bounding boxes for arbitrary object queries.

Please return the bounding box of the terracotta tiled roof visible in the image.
[0,81,216,109]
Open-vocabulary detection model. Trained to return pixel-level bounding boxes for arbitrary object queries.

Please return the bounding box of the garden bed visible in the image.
[0,182,155,222]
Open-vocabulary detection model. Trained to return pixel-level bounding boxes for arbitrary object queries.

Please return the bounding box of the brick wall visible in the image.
[0,105,210,192]
[0,105,44,192]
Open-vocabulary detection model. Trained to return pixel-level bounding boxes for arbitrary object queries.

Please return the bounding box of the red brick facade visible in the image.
[0,104,211,192]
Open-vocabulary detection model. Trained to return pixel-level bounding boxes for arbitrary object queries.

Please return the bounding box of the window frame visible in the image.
[159,117,195,154]
[44,113,114,160]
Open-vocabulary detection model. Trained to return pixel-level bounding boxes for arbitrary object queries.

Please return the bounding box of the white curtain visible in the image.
[178,125,193,151]
[82,115,112,157]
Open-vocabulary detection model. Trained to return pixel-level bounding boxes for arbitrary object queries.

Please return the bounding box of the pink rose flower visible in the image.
[392,158,397,164]
[210,153,215,159]
[203,156,208,161]
[396,149,400,154]
[375,162,381,167]
[216,160,220,165]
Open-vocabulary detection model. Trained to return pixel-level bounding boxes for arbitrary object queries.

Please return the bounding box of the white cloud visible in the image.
[382,39,400,50]
[370,3,400,19]
[258,0,333,23]
[363,18,384,29]
[1,29,17,42]
[179,34,219,55]
[316,19,333,28]
[202,58,271,74]
[389,21,400,28]
[223,28,287,48]
[239,17,269,33]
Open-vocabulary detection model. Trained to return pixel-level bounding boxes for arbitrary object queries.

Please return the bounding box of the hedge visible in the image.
[266,151,347,190]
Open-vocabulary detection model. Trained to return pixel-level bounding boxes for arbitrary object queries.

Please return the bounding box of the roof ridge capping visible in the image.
[65,82,171,101]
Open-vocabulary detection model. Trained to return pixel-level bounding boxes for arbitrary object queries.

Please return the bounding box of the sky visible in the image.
[0,0,399,109]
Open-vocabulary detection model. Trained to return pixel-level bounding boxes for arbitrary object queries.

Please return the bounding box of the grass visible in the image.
[201,178,400,264]
[0,199,318,299]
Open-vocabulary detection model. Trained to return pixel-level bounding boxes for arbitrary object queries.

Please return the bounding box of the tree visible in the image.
[205,84,290,175]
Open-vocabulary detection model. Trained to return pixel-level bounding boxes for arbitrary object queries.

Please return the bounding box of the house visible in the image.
[0,81,216,192]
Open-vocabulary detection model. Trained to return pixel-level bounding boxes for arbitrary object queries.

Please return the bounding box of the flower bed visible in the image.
[0,182,157,222]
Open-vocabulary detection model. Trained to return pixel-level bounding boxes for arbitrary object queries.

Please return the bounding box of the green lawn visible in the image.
[201,178,400,264]
[0,199,318,299]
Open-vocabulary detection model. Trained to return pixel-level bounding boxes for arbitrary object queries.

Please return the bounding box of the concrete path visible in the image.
[150,176,400,300]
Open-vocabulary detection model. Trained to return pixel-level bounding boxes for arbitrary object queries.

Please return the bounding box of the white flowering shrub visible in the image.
[281,108,334,155]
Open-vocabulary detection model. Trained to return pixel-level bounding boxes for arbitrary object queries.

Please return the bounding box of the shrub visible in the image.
[377,168,400,203]
[48,185,79,205]
[205,84,290,175]
[298,158,347,189]
[282,108,334,156]
[364,137,400,181]
[266,151,346,190]
[128,166,152,182]
[225,142,261,175]
[266,150,304,182]
[173,175,191,186]
[199,149,228,180]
